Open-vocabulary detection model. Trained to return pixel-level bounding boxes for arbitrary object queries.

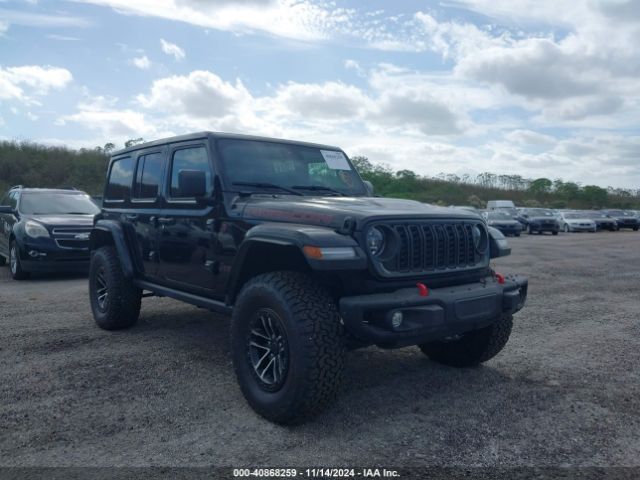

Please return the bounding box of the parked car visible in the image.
[557,212,597,233]
[448,205,477,213]
[487,200,515,210]
[483,210,523,237]
[585,211,617,231]
[0,186,100,279]
[87,131,528,424]
[516,208,560,235]
[602,210,639,231]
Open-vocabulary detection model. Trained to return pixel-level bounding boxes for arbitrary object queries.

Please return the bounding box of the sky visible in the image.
[1,0,639,189]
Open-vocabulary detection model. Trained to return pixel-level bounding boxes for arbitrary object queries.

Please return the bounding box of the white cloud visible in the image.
[0,65,73,104]
[131,55,151,69]
[160,38,185,60]
[0,8,91,28]
[137,70,249,117]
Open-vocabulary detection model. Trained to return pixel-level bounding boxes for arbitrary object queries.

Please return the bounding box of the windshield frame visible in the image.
[18,192,100,216]
[214,138,369,197]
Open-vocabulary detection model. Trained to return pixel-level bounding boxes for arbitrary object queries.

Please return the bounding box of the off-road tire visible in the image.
[9,240,29,280]
[89,246,141,330]
[419,313,513,367]
[231,271,345,424]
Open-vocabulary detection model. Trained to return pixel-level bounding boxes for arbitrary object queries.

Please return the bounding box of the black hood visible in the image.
[26,214,95,228]
[237,195,482,230]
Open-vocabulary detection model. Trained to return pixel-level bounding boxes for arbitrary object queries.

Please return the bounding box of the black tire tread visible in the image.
[232,271,345,424]
[89,246,141,330]
[9,240,29,280]
[419,314,513,367]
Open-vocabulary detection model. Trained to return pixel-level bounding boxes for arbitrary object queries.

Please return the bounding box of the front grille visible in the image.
[379,221,484,276]
[52,227,92,250]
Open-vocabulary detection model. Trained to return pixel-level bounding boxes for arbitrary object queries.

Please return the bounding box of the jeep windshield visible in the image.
[19,193,100,215]
[218,139,368,196]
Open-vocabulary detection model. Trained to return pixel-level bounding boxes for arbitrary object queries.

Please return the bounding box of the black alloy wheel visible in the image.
[247,308,289,391]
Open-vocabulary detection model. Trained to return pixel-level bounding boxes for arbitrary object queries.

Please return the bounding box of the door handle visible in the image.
[157,217,175,225]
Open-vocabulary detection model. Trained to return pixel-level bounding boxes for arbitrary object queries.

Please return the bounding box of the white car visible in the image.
[558,212,597,233]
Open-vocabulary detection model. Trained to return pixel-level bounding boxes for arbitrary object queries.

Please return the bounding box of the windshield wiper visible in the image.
[232,182,303,196]
[291,185,345,196]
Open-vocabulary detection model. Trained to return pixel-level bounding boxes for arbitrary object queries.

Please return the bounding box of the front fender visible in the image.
[225,223,367,304]
[90,219,135,277]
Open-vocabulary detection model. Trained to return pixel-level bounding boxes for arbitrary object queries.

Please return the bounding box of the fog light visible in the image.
[28,250,46,258]
[391,311,403,329]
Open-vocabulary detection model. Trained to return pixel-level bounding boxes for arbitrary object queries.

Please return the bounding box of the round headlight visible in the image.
[366,227,385,256]
[472,224,488,253]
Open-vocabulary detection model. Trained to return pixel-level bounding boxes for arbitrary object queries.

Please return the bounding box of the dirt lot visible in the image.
[1,231,639,468]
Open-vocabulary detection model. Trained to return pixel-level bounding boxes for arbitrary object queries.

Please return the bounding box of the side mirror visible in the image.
[0,205,15,214]
[178,169,207,198]
[363,180,374,196]
[488,226,511,258]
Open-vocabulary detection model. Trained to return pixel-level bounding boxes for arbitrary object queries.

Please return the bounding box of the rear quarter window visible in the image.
[105,157,134,202]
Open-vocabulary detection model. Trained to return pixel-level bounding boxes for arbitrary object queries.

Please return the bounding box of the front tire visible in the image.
[89,246,141,330]
[231,272,345,424]
[419,314,513,367]
[9,241,29,280]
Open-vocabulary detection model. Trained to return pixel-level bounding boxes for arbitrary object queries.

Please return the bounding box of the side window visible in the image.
[105,157,134,201]
[133,152,164,200]
[7,192,18,209]
[169,146,212,199]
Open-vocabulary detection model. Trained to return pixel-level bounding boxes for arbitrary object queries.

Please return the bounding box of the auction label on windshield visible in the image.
[321,150,351,170]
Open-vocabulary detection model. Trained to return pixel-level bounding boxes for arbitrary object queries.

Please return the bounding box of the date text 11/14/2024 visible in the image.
[233,468,400,478]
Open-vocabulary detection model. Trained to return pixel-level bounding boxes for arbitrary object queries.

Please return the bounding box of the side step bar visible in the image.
[134,280,232,316]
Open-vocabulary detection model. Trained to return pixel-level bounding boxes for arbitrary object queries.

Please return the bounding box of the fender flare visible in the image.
[89,219,136,277]
[225,222,366,304]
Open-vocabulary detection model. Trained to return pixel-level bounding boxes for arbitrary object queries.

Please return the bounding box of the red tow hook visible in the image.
[495,272,505,285]
[416,282,429,297]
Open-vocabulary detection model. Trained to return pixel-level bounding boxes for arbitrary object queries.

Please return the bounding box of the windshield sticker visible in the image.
[321,150,350,170]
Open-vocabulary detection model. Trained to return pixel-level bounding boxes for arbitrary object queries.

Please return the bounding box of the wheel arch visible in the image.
[89,220,135,278]
[226,238,311,305]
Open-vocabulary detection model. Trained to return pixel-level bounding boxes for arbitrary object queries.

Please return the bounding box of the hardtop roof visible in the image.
[111,131,343,157]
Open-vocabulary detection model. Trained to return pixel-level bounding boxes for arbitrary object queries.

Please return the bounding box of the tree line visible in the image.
[0,140,638,209]
[351,157,640,209]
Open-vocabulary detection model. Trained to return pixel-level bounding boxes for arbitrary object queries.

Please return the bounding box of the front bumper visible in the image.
[339,275,528,347]
[529,222,559,232]
[567,224,596,231]
[18,241,90,273]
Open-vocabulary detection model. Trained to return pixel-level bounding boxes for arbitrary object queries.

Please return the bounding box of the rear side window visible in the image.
[105,157,133,201]
[133,152,164,200]
[169,146,212,199]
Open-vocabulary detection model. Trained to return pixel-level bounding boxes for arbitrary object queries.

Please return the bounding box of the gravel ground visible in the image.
[1,231,639,468]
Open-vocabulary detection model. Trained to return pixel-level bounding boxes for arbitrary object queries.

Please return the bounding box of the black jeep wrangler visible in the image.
[88,132,528,424]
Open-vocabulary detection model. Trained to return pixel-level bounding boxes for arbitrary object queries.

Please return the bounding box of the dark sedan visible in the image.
[602,210,639,231]
[0,187,99,279]
[517,208,560,235]
[586,211,618,231]
[484,210,523,237]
